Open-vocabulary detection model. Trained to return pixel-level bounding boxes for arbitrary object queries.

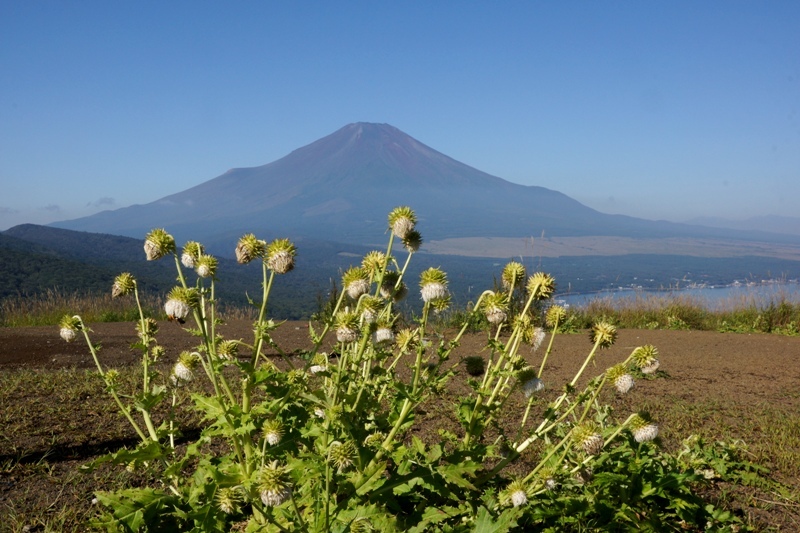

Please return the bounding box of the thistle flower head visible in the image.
[342,266,370,300]
[517,367,545,397]
[334,309,360,342]
[164,287,198,323]
[192,254,216,278]
[387,206,417,239]
[151,345,165,362]
[361,251,388,278]
[501,480,530,507]
[363,432,385,450]
[531,326,545,352]
[545,305,567,328]
[606,363,635,394]
[180,241,204,269]
[402,229,423,252]
[431,294,451,313]
[590,321,617,348]
[372,318,394,345]
[266,238,296,274]
[537,466,558,491]
[630,413,659,443]
[143,228,175,261]
[111,272,136,298]
[216,339,239,361]
[171,351,199,385]
[215,486,242,515]
[104,369,120,388]
[59,315,82,342]
[380,270,407,302]
[482,291,509,325]
[632,344,660,374]
[526,272,556,300]
[573,423,604,455]
[235,233,266,264]
[135,317,159,340]
[502,261,526,290]
[262,419,284,446]
[419,267,448,303]
[328,440,356,472]
[258,461,291,507]
[395,328,419,353]
[309,352,328,374]
[359,295,384,323]
[350,517,375,533]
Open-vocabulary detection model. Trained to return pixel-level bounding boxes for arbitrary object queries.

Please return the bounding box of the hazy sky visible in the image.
[2,2,799,230]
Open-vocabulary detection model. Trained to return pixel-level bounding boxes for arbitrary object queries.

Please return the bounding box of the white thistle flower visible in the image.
[309,364,327,374]
[614,373,635,394]
[582,434,604,455]
[260,488,290,507]
[633,424,659,443]
[314,408,325,418]
[60,327,77,342]
[172,361,193,384]
[420,283,448,303]
[346,278,370,300]
[532,327,545,351]
[511,490,527,507]
[165,299,190,322]
[372,327,394,344]
[641,359,660,375]
[523,377,545,398]
[336,326,358,343]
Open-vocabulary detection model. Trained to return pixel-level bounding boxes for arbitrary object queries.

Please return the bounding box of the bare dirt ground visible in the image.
[2,321,800,530]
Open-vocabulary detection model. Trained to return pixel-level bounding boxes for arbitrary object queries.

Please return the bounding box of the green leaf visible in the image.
[93,488,178,532]
[473,506,519,533]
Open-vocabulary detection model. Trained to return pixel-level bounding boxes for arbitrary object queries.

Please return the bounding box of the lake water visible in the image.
[557,281,800,310]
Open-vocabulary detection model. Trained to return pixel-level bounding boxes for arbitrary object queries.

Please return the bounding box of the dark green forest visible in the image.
[2,225,800,320]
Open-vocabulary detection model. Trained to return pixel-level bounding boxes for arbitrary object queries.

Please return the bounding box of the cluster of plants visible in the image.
[566,293,800,336]
[59,207,764,531]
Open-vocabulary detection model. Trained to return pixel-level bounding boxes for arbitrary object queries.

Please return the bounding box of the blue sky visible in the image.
[2,1,798,230]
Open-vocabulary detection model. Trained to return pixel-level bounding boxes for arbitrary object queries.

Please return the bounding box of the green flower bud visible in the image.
[387,206,417,239]
[111,272,136,298]
[143,228,175,261]
[266,238,296,274]
[235,233,266,264]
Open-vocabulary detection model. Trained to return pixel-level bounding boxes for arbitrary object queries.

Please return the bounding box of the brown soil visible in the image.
[2,321,799,530]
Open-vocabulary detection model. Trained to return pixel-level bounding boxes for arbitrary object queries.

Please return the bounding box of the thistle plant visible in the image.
[64,207,751,532]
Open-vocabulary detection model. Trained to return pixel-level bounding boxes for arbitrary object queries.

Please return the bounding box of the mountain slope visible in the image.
[51,123,800,252]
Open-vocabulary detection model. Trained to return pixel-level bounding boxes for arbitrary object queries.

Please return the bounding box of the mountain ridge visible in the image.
[50,122,800,253]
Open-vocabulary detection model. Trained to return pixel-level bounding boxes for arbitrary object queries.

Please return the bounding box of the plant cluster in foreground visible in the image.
[59,207,764,531]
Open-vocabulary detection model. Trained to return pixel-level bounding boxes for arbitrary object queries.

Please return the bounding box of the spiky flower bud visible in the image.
[545,305,567,328]
[334,310,360,342]
[309,352,328,374]
[195,254,217,278]
[502,261,526,290]
[364,432,385,450]
[181,241,204,269]
[164,287,198,323]
[482,291,509,325]
[343,267,370,299]
[574,423,604,455]
[517,367,544,398]
[501,480,529,507]
[380,271,407,302]
[526,272,556,300]
[171,351,199,385]
[402,229,423,253]
[395,328,419,353]
[630,413,659,443]
[151,345,165,362]
[262,419,284,446]
[431,294,451,313]
[361,251,388,278]
[513,314,534,344]
[328,440,356,472]
[388,206,417,239]
[266,238,296,274]
[143,228,175,261]
[419,267,448,303]
[104,369,120,388]
[216,339,239,362]
[359,295,384,323]
[350,517,374,533]
[631,345,660,375]
[59,315,81,342]
[258,461,291,507]
[235,233,266,264]
[135,317,159,340]
[215,487,241,515]
[590,321,617,348]
[111,272,136,298]
[606,363,635,394]
[537,467,558,490]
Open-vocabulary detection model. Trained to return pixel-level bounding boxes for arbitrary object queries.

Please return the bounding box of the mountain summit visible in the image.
[51,122,786,252]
